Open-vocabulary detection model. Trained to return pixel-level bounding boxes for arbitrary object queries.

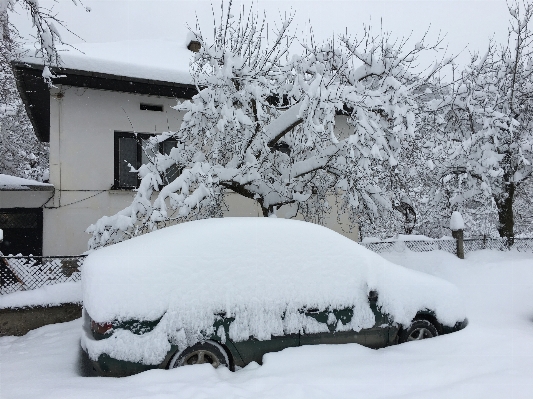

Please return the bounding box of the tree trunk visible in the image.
[261,205,274,217]
[495,181,515,247]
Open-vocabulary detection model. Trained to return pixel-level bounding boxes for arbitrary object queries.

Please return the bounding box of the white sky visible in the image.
[11,0,511,68]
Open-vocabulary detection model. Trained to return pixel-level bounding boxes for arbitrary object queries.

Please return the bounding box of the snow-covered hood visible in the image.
[83,218,465,328]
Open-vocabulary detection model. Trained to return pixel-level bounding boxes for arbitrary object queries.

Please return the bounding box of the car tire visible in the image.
[398,319,438,343]
[168,341,230,370]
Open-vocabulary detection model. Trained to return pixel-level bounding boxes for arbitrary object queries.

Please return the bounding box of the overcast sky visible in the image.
[11,0,511,67]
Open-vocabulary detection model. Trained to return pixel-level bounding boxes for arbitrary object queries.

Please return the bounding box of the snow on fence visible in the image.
[361,239,457,254]
[1,238,533,296]
[463,238,533,252]
[0,256,85,295]
[361,237,533,255]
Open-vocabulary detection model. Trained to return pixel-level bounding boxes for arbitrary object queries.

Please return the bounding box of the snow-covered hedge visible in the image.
[82,218,465,364]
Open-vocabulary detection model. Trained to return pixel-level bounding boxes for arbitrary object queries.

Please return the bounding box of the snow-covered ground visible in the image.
[1,249,532,399]
[0,282,81,309]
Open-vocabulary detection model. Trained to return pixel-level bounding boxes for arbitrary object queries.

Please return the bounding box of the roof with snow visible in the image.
[0,174,54,208]
[0,174,53,191]
[12,40,199,142]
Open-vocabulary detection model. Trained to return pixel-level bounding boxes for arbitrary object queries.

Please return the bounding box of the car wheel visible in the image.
[399,319,438,343]
[168,341,230,369]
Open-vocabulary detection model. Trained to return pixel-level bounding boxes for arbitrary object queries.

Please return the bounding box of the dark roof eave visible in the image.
[12,64,50,142]
[11,62,198,143]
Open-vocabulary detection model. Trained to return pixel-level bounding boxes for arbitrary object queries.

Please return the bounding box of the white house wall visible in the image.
[44,86,358,255]
[45,86,185,255]
[0,189,54,208]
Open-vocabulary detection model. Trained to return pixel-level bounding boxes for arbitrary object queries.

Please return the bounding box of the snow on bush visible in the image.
[82,218,465,365]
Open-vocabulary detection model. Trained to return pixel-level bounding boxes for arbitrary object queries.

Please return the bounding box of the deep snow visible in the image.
[1,249,532,399]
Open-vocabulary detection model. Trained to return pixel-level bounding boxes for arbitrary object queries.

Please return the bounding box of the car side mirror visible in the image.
[368,290,378,302]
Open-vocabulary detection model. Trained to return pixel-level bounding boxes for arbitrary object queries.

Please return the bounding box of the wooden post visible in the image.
[450,211,465,259]
[452,229,464,259]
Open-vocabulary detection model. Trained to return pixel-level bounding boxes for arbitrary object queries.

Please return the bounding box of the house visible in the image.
[10,39,358,256]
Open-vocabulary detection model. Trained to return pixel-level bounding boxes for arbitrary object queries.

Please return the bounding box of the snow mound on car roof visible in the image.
[82,218,465,364]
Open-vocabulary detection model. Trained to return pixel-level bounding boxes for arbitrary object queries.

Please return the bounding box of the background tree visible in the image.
[513,177,533,236]
[0,9,48,181]
[1,0,89,84]
[1,0,88,180]
[424,1,533,243]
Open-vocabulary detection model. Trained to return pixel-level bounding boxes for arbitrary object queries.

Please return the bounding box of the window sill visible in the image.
[109,188,137,195]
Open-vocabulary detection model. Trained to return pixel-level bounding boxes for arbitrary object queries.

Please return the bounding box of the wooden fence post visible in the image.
[450,211,465,259]
[452,229,465,259]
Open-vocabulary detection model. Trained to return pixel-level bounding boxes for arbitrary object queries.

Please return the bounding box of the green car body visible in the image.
[83,294,468,377]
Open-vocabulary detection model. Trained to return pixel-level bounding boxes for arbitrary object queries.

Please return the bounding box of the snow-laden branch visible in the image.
[88,6,453,250]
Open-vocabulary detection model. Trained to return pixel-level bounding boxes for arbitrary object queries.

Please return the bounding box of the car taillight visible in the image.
[91,320,113,335]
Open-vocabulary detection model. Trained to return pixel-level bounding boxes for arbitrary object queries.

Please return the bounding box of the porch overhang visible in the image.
[0,185,54,208]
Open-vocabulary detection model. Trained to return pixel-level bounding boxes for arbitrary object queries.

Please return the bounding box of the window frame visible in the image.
[113,131,179,190]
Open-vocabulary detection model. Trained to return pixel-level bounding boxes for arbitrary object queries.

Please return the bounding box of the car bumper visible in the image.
[81,324,167,377]
[443,318,468,334]
[83,350,158,377]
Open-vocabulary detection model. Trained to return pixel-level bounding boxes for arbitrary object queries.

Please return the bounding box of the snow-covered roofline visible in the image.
[0,174,54,208]
[12,40,199,142]
[22,40,196,86]
[0,174,53,191]
[12,63,197,143]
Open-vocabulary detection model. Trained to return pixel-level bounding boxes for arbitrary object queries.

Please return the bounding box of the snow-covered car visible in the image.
[81,218,468,377]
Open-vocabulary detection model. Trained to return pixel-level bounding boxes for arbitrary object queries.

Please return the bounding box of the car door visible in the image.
[230,333,300,366]
[363,291,393,348]
[212,314,299,367]
[299,292,391,348]
[299,306,367,346]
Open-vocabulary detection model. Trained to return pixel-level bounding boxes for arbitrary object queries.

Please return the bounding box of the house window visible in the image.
[160,140,181,184]
[114,132,179,189]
